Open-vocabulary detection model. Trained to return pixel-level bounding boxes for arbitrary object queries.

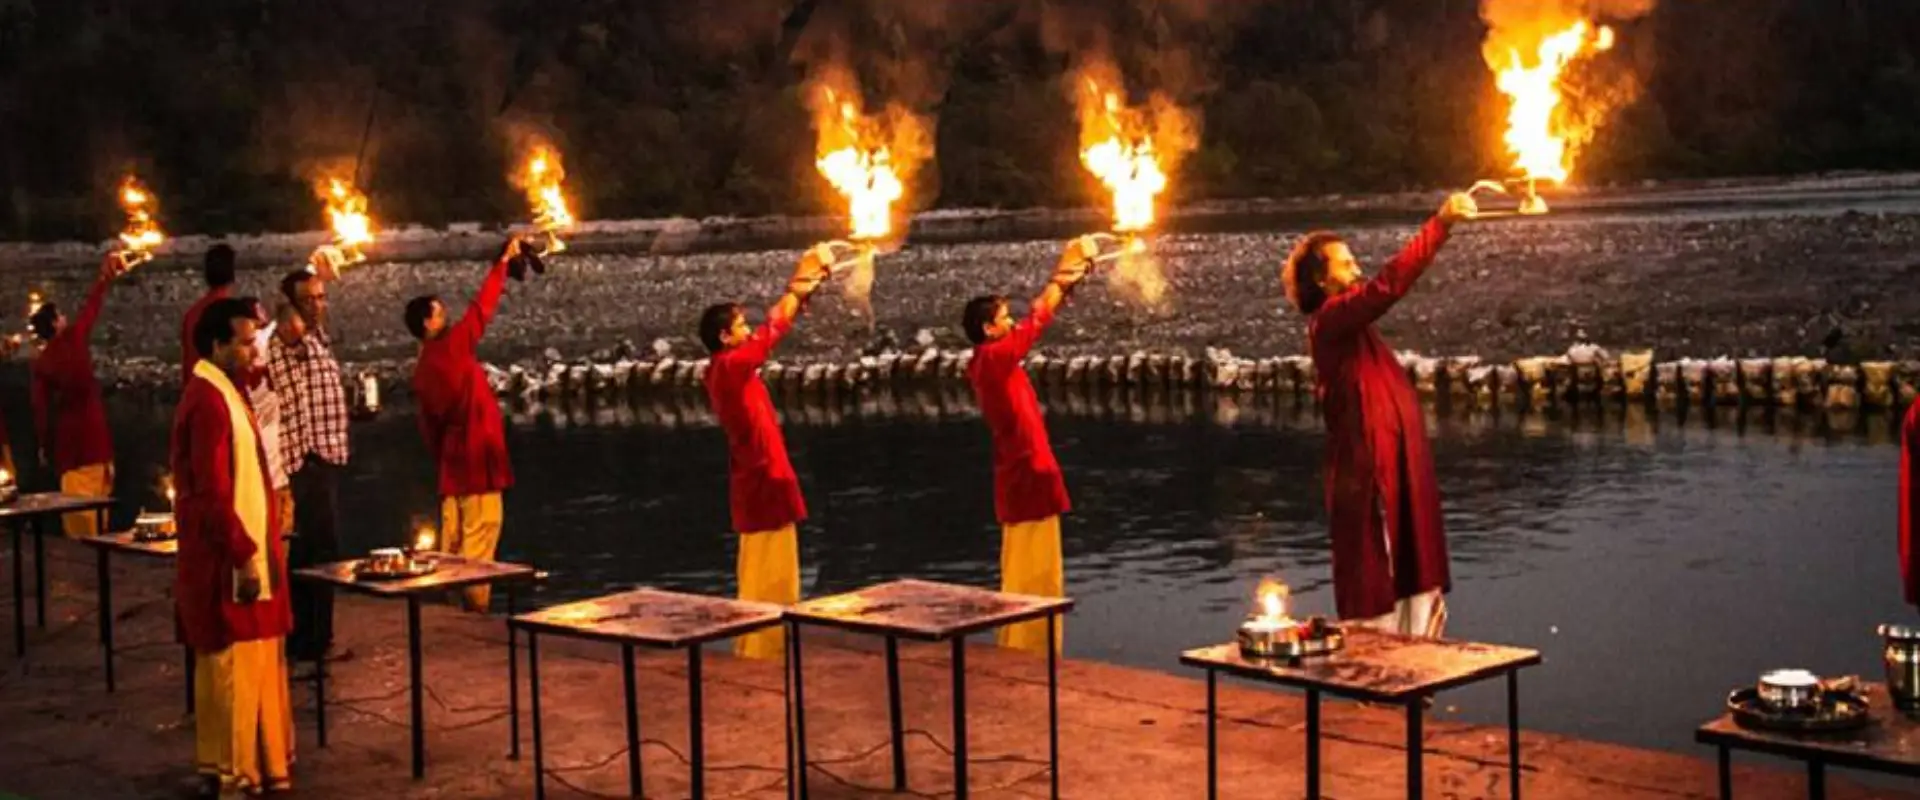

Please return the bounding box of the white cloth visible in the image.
[194,360,272,602]
[1353,588,1448,638]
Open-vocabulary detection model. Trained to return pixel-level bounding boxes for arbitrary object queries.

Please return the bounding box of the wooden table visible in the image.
[510,588,787,800]
[1696,682,1920,799]
[1181,628,1541,800]
[784,579,1074,800]
[293,554,540,779]
[4,493,115,656]
[75,530,191,704]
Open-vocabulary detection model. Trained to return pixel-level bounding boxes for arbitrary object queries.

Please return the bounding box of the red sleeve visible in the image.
[71,276,111,342]
[735,305,796,367]
[1005,299,1058,357]
[451,257,511,352]
[412,368,444,461]
[1311,216,1451,341]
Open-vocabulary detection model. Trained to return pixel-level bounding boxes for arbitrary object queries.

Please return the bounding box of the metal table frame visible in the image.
[511,598,788,800]
[1183,638,1538,800]
[8,496,114,657]
[1697,719,1920,799]
[784,589,1073,800]
[294,560,537,779]
[75,531,194,711]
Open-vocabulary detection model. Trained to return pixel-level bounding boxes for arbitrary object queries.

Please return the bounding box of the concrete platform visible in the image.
[2,537,1909,798]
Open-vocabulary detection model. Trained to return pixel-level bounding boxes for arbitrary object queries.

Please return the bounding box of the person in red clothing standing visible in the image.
[181,244,236,382]
[1901,398,1918,607]
[405,236,523,613]
[959,238,1096,655]
[1280,193,1477,637]
[699,248,831,660]
[30,252,124,537]
[176,297,294,795]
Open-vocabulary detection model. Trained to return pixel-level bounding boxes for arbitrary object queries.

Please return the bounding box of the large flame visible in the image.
[116,176,165,257]
[1077,83,1168,234]
[813,92,905,242]
[319,178,375,253]
[514,143,576,253]
[1492,21,1615,185]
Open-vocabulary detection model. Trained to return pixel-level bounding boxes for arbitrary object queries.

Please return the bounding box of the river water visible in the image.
[98,391,1907,757]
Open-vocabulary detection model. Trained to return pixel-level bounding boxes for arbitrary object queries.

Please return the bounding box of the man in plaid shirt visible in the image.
[270,255,353,665]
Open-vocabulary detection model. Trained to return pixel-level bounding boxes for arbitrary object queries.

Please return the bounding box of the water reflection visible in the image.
[98,390,1906,755]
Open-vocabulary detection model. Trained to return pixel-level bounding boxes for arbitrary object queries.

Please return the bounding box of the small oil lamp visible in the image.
[0,465,16,504]
[133,472,177,540]
[1236,577,1344,660]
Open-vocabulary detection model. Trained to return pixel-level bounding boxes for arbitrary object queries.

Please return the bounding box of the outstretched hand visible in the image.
[308,245,348,281]
[98,252,128,281]
[1052,236,1097,287]
[788,245,833,298]
[1439,192,1479,224]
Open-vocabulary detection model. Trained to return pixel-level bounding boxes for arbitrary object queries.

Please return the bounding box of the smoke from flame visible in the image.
[116,176,165,256]
[1480,0,1654,185]
[1070,60,1193,310]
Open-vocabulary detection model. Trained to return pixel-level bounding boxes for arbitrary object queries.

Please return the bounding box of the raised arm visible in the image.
[1004,237,1095,356]
[69,256,118,342]
[450,248,513,351]
[736,247,832,366]
[1311,194,1474,341]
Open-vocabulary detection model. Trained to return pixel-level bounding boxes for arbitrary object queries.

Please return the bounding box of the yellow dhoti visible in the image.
[195,637,294,794]
[998,516,1064,655]
[59,462,112,538]
[735,524,798,660]
[440,493,504,612]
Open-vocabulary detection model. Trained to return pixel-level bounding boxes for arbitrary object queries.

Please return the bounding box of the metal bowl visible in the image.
[1237,616,1345,660]
[1880,624,1920,710]
[1757,669,1822,712]
[1729,687,1870,733]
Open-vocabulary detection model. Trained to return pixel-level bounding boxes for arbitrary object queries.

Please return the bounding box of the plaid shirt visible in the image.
[267,326,350,470]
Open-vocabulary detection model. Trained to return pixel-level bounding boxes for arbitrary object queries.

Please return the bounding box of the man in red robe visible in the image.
[30,253,121,537]
[960,238,1094,654]
[175,297,294,795]
[1280,193,1477,636]
[406,237,521,612]
[181,244,236,382]
[699,248,831,659]
[1902,398,1918,606]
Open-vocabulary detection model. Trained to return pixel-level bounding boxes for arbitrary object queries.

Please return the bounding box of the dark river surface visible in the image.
[97,390,1908,758]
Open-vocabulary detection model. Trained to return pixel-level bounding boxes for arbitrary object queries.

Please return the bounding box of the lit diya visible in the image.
[313,177,374,271]
[114,175,166,268]
[133,473,177,541]
[352,522,441,580]
[1236,577,1344,660]
[1466,18,1620,220]
[804,68,928,309]
[1070,63,1192,308]
[0,465,17,505]
[509,141,574,273]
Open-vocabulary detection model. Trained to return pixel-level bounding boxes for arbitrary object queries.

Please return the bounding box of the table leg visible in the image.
[184,646,196,714]
[507,587,519,760]
[886,634,906,791]
[1807,761,1825,800]
[790,621,809,800]
[1508,671,1521,799]
[32,517,46,628]
[622,643,642,798]
[407,596,425,779]
[97,547,113,692]
[689,645,705,800]
[314,652,328,748]
[12,522,24,656]
[951,636,969,799]
[1407,697,1425,800]
[784,624,795,800]
[531,632,545,800]
[1306,688,1321,799]
[1716,746,1730,799]
[1206,669,1217,800]
[1047,614,1059,800]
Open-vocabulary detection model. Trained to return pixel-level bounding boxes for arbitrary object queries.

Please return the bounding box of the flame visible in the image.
[319,178,375,253]
[1492,21,1615,186]
[1254,577,1294,625]
[159,473,175,508]
[514,143,576,254]
[1078,85,1168,234]
[813,94,905,241]
[116,176,166,256]
[413,525,436,553]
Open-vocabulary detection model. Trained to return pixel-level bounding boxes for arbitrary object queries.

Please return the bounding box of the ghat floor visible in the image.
[1,538,1906,798]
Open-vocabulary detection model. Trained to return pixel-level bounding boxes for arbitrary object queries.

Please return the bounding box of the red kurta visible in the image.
[967,302,1071,524]
[172,374,290,652]
[1901,400,1918,606]
[180,287,231,383]
[704,306,807,533]
[1308,216,1454,621]
[413,257,513,497]
[31,276,113,473]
